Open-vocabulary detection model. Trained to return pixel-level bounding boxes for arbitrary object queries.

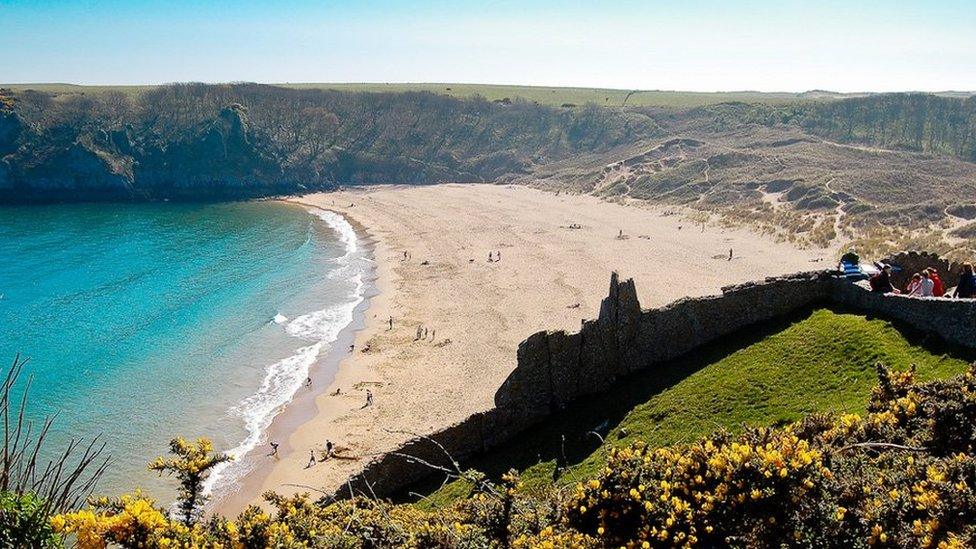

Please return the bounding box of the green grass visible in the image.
[1,82,853,108]
[413,308,974,510]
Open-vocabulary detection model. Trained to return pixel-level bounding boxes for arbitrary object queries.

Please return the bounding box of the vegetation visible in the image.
[0,83,659,202]
[1,82,860,108]
[2,311,975,547]
[47,362,976,548]
[787,94,976,162]
[417,309,972,506]
[0,356,108,548]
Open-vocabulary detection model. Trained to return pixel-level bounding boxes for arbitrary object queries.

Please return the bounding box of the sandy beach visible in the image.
[218,183,834,513]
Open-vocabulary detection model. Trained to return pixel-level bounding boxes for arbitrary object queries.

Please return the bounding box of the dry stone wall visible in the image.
[338,270,976,499]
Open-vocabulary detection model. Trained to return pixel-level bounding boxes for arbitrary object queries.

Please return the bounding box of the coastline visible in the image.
[217,183,834,514]
[213,200,389,514]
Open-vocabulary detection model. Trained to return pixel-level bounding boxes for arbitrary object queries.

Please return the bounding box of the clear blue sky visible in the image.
[2,0,974,92]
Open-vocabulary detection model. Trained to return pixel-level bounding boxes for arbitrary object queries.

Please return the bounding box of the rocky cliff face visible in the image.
[0,102,314,202]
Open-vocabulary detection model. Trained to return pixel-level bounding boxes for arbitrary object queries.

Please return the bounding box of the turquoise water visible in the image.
[0,201,367,501]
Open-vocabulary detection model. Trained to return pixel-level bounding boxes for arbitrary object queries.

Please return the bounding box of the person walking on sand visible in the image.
[728,248,733,261]
[269,442,279,457]
[306,449,316,468]
[305,376,312,388]
[365,389,374,407]
[325,439,334,459]
[388,316,393,330]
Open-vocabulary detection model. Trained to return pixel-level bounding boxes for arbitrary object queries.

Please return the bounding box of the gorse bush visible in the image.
[46,362,976,548]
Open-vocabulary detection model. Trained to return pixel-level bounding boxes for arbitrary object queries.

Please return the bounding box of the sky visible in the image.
[1,0,975,92]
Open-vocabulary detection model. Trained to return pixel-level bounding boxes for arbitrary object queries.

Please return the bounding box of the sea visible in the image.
[0,201,369,502]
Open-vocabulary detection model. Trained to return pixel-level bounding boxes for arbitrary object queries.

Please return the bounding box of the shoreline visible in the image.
[218,183,834,513]
[213,200,389,514]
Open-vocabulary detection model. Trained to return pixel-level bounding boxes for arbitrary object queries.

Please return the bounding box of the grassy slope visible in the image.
[416,308,973,509]
[1,82,847,108]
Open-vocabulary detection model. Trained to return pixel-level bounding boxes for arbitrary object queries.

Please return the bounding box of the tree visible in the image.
[148,437,230,525]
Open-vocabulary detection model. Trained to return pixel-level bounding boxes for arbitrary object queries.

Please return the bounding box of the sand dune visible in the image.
[218,183,834,513]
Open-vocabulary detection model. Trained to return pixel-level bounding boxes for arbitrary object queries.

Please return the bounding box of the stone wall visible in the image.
[337,271,976,500]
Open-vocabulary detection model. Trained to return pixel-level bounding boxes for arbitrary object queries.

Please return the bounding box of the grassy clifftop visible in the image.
[418,308,973,507]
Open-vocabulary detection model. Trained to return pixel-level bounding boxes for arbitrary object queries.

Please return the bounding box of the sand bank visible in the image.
[218,183,833,513]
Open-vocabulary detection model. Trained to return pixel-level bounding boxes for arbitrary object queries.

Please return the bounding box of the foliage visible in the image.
[422,309,971,506]
[2,83,661,202]
[148,437,231,525]
[0,356,107,548]
[47,358,976,548]
[0,491,63,548]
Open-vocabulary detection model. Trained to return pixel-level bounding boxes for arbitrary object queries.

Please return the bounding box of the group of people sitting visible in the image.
[869,262,976,298]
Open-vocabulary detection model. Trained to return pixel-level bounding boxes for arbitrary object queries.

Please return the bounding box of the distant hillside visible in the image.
[0,83,658,202]
[2,82,867,108]
[2,83,975,257]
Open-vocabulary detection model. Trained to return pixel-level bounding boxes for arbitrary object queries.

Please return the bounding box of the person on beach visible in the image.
[728,248,733,261]
[954,263,976,298]
[423,327,428,339]
[305,376,312,388]
[325,440,334,459]
[430,329,436,341]
[306,450,316,468]
[388,316,393,330]
[488,251,493,262]
[365,389,374,407]
[269,442,279,457]
[496,250,501,261]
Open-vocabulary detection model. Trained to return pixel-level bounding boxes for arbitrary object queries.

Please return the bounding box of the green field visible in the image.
[1,82,860,108]
[416,308,974,509]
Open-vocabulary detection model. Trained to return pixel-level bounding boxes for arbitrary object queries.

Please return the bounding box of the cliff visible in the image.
[0,84,657,203]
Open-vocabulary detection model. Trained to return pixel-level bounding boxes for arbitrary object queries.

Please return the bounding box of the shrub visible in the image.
[47,362,976,548]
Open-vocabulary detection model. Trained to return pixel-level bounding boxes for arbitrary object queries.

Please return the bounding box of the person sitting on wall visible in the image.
[869,264,896,293]
[926,268,945,297]
[910,271,935,297]
[906,273,922,295]
[840,249,860,265]
[954,263,976,299]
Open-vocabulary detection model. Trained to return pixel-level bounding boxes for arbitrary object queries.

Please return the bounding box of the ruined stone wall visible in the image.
[339,271,976,500]
[830,280,976,349]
